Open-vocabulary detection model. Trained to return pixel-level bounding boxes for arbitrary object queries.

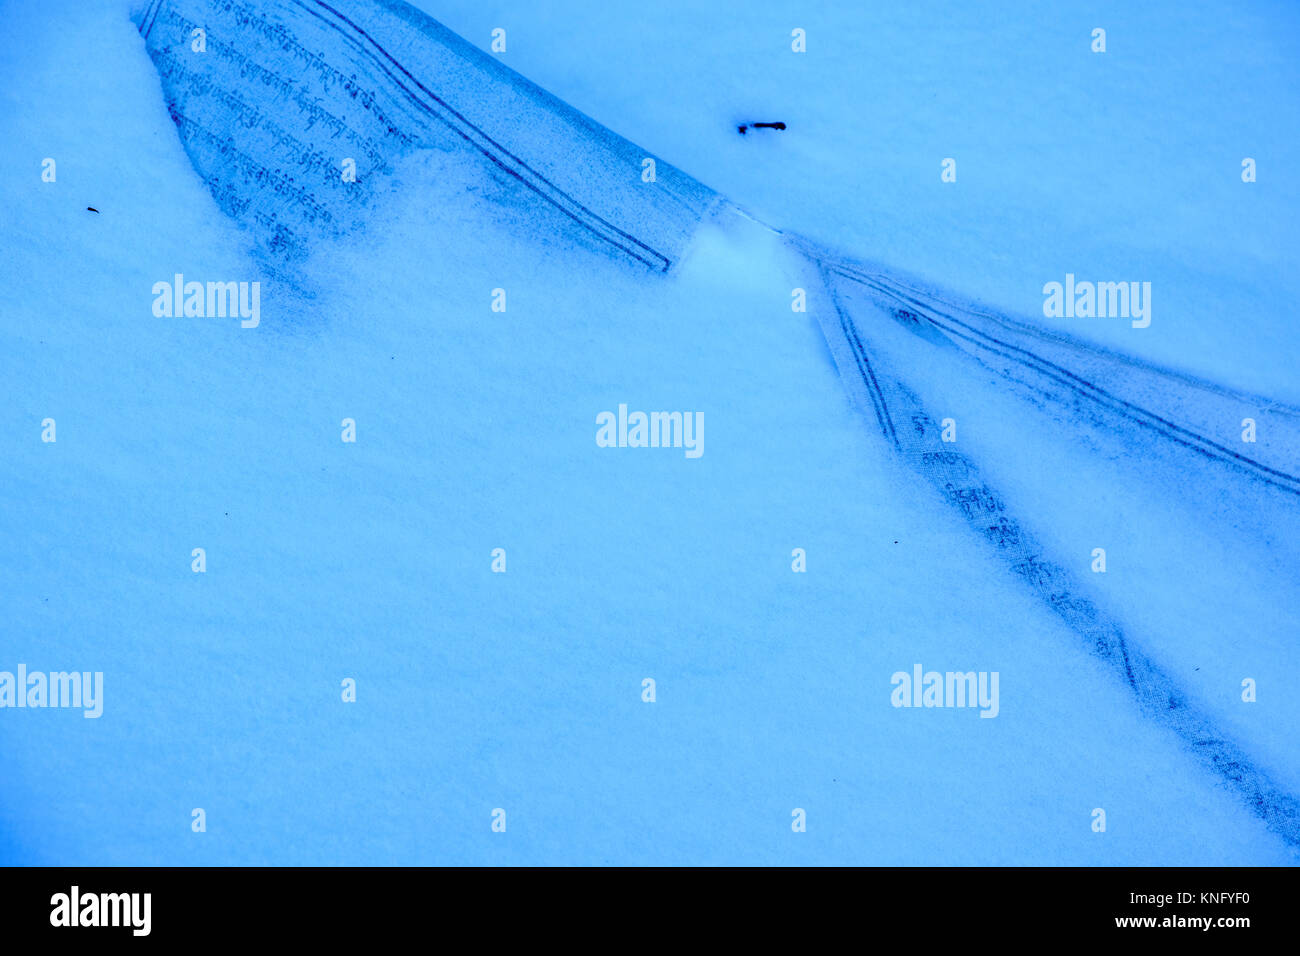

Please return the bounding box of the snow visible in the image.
[421,0,1300,401]
[0,0,1296,864]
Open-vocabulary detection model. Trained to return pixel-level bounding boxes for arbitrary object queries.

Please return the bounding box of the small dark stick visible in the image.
[737,121,786,135]
[86,206,99,213]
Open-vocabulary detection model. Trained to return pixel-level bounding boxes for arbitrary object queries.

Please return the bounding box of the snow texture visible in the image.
[0,0,1297,865]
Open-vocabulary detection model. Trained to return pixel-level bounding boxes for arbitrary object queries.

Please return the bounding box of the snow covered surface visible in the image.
[0,0,1297,865]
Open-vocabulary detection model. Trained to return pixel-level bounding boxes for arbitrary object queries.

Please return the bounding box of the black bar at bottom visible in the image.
[0,866,1288,941]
